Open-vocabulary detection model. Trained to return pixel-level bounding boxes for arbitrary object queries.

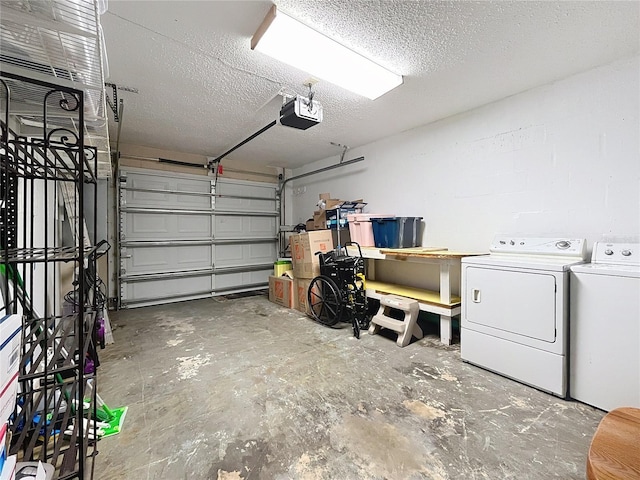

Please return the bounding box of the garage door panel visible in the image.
[177,215,212,237]
[121,275,213,307]
[124,212,211,240]
[124,212,170,236]
[213,269,271,292]
[214,216,276,239]
[217,181,275,198]
[127,189,209,209]
[216,196,275,213]
[128,178,172,204]
[215,179,276,213]
[124,173,211,209]
[214,243,277,268]
[124,245,212,275]
[130,188,169,203]
[128,247,168,270]
[176,180,210,194]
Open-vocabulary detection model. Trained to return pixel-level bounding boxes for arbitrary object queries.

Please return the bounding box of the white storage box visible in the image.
[0,315,21,427]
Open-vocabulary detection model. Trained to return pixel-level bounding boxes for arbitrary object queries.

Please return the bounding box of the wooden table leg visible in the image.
[440,314,452,345]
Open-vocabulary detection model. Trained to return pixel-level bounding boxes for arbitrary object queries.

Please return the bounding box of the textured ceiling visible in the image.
[100,0,640,169]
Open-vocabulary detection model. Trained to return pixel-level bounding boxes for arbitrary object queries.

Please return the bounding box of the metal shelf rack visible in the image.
[0,0,111,179]
[1,70,99,479]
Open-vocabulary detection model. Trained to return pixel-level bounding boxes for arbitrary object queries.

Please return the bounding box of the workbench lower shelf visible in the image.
[365,280,461,344]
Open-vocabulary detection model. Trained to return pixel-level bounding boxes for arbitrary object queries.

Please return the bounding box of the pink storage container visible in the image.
[347,214,394,247]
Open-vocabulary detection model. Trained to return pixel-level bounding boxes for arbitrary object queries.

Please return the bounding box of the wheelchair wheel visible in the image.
[308,275,343,326]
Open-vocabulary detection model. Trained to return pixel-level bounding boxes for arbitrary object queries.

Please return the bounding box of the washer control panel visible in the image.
[592,242,640,266]
[489,236,587,258]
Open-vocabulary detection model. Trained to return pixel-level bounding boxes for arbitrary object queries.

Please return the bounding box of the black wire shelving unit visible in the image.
[1,71,99,479]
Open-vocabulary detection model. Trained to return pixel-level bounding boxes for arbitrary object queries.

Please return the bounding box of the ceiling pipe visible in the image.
[277,156,364,196]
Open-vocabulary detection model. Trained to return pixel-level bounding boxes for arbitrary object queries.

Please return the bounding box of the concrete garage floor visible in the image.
[94,295,605,480]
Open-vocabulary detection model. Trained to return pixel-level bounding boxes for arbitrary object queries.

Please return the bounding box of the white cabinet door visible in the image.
[119,169,277,307]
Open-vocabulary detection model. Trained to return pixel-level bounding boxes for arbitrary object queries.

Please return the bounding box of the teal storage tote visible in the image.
[371,217,423,248]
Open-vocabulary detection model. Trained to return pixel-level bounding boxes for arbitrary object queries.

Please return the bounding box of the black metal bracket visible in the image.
[105,82,119,122]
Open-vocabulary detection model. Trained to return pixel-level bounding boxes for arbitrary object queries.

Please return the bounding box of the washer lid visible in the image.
[571,263,640,278]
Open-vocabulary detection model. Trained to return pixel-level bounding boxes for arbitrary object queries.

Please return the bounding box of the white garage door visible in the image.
[119,167,277,308]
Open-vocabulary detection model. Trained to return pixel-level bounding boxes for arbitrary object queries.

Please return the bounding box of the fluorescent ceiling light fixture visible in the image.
[251,5,403,100]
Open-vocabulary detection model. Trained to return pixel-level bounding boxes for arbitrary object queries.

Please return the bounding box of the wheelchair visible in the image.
[306,241,370,338]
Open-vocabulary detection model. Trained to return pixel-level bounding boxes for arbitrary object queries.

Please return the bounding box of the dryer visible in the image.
[461,236,587,397]
[570,242,640,411]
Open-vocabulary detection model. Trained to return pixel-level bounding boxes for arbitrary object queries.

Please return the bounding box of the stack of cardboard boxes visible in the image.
[268,193,365,316]
[306,193,367,249]
[268,229,333,316]
[290,230,334,315]
[306,193,341,231]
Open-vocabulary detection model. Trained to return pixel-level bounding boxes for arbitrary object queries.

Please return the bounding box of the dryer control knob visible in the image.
[605,249,614,255]
[621,249,632,256]
[556,240,571,249]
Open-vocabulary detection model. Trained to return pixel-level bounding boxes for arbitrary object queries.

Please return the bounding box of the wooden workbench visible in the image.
[347,246,485,344]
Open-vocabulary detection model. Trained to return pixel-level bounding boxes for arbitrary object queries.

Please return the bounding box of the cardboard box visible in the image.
[313,210,326,230]
[294,278,313,315]
[312,194,342,230]
[317,193,341,210]
[268,275,293,308]
[305,219,315,231]
[290,230,333,279]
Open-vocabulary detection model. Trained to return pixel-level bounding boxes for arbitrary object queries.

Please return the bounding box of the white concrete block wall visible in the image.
[291,56,640,253]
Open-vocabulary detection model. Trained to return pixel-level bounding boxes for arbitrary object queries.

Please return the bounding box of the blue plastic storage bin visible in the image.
[371,217,423,248]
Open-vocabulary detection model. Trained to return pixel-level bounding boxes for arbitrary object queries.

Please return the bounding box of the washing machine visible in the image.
[461,236,587,397]
[570,242,640,411]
